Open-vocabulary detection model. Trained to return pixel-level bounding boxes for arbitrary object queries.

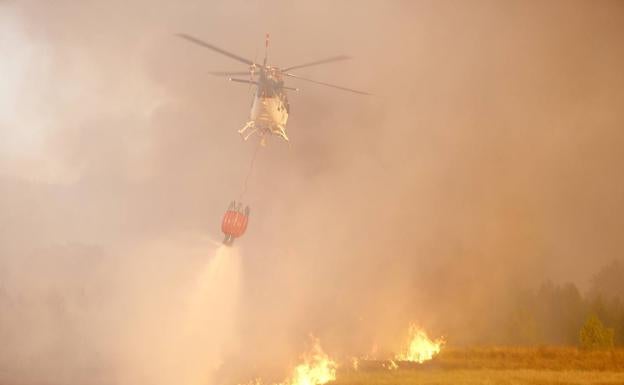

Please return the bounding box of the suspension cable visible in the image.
[239,138,262,201]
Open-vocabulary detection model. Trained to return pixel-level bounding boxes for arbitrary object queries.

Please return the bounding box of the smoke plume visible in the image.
[1,0,624,383]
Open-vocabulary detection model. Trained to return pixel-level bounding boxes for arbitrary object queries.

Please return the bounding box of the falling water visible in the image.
[117,240,242,385]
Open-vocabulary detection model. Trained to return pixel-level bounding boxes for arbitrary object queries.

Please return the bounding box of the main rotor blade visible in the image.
[284,73,371,95]
[282,55,351,72]
[209,71,251,77]
[229,78,298,91]
[176,33,254,66]
[229,78,258,85]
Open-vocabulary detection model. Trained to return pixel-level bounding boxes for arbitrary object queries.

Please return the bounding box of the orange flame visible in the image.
[395,325,444,363]
[283,337,337,385]
[241,337,336,385]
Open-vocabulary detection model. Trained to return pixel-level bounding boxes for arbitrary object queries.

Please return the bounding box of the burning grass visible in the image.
[283,337,337,385]
[240,337,336,385]
[395,325,445,364]
[238,329,624,385]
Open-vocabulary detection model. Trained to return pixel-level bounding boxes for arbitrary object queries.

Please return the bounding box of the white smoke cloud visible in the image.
[0,235,242,385]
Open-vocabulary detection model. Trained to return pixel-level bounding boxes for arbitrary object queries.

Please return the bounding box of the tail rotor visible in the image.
[263,33,269,67]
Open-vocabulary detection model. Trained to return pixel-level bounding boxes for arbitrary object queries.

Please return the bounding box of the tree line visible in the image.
[504,260,624,348]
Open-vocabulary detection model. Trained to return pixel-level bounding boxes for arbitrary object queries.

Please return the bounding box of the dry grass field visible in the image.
[335,347,624,385]
[335,369,624,385]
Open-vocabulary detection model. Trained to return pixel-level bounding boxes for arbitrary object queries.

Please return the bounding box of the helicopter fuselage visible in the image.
[250,93,288,134]
[239,70,291,143]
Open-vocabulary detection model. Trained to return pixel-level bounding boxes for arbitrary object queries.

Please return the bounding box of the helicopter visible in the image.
[177,33,370,145]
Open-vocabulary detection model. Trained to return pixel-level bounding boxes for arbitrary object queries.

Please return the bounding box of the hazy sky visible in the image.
[1,0,624,382]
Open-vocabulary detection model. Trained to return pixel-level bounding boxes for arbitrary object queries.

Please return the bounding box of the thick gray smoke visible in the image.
[2,0,624,383]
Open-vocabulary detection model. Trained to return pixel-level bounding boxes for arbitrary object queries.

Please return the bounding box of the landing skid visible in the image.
[274,125,289,142]
[238,121,289,145]
[238,121,257,141]
[239,121,267,146]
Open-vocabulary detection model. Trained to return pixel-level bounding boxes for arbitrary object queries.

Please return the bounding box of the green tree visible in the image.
[579,313,614,349]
